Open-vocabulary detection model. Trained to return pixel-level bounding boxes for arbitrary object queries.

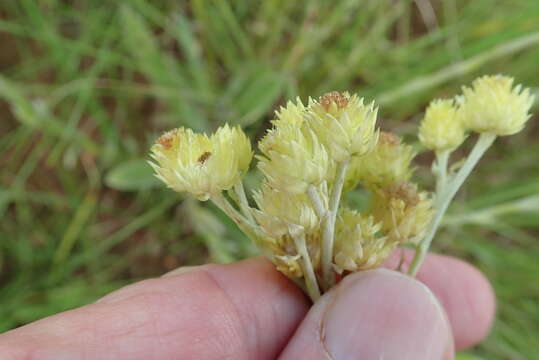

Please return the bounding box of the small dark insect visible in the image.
[197,151,212,164]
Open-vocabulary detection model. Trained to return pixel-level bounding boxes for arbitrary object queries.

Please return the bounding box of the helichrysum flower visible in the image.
[333,208,395,273]
[258,107,332,194]
[146,78,534,301]
[150,125,252,200]
[459,75,534,136]
[253,182,326,238]
[370,182,433,244]
[346,131,416,189]
[419,99,466,151]
[272,98,306,127]
[307,92,379,162]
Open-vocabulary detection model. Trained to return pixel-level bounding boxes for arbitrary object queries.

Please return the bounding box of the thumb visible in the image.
[280,269,454,360]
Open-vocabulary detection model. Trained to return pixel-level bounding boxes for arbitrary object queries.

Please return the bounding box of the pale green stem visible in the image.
[321,159,350,290]
[435,150,450,195]
[291,229,321,302]
[307,184,326,219]
[234,181,256,224]
[211,192,244,222]
[210,193,261,242]
[409,132,496,276]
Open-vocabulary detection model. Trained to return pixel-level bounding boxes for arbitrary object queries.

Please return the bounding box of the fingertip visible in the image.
[281,269,454,359]
[383,250,496,350]
[417,254,496,349]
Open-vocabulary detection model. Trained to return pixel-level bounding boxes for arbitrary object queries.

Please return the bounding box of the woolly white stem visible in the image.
[291,228,321,302]
[321,159,350,290]
[307,184,326,219]
[435,150,450,195]
[409,132,496,276]
[234,181,256,224]
[211,193,261,242]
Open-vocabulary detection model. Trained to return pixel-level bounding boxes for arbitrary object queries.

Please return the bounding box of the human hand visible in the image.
[0,252,494,359]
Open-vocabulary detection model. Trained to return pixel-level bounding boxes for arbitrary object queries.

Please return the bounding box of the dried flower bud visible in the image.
[150,125,252,200]
[333,208,395,273]
[253,182,325,238]
[346,132,416,189]
[307,92,379,162]
[258,106,332,193]
[459,75,534,136]
[370,182,433,243]
[419,99,466,151]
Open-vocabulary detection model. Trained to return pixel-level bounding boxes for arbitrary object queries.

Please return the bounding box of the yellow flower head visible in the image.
[333,208,395,273]
[307,92,379,162]
[459,75,534,136]
[370,182,433,244]
[258,105,332,193]
[261,230,322,280]
[346,132,416,189]
[419,99,466,151]
[150,125,252,200]
[271,97,306,127]
[253,182,326,238]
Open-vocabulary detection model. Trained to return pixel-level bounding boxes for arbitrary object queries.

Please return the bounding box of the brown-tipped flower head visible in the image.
[370,182,433,244]
[307,92,379,162]
[333,208,395,273]
[150,125,252,200]
[346,131,416,189]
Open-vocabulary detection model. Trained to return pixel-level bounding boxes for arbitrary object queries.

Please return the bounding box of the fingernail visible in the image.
[322,269,454,359]
[162,265,199,277]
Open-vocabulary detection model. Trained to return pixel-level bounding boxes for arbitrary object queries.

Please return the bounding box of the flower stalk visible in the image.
[307,184,326,219]
[409,132,497,276]
[290,225,321,301]
[210,192,261,243]
[321,159,350,290]
[233,181,255,224]
[434,150,450,195]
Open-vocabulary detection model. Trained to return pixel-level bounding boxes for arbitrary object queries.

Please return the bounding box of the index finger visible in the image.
[0,257,309,360]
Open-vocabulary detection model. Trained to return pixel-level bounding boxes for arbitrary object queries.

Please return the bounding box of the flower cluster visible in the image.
[149,74,534,300]
[252,92,428,296]
[408,74,534,276]
[419,75,534,152]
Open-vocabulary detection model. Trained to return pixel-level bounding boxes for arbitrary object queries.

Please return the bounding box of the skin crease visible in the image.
[0,253,495,360]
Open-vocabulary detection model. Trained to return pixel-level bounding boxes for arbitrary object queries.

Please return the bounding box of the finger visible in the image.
[280,269,454,360]
[0,257,309,360]
[384,250,495,349]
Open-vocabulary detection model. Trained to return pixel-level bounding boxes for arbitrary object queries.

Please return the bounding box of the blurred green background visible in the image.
[1,1,538,358]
